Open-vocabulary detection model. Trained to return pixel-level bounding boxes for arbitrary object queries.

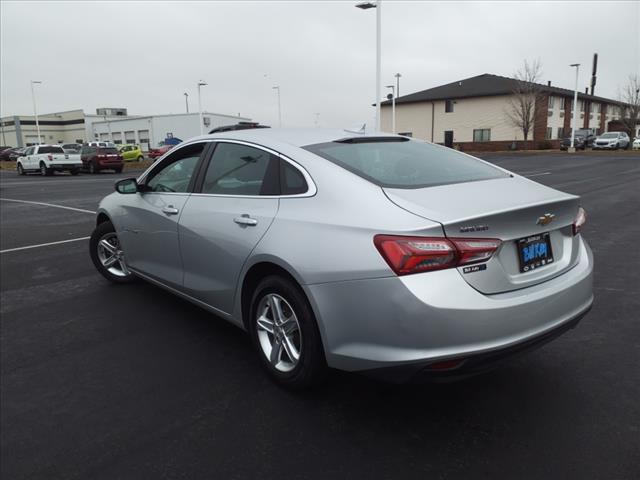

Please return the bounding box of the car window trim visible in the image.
[137,140,213,194]
[192,139,316,199]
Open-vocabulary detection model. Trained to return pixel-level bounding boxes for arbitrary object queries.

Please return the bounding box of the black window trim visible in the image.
[190,139,316,199]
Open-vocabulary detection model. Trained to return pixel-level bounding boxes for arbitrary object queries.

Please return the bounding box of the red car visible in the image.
[80,145,124,174]
[148,145,174,159]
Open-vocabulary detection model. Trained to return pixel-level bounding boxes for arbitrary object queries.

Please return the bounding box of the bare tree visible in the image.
[505,59,544,148]
[617,74,640,138]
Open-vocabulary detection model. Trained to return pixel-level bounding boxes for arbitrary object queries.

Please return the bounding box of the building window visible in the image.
[579,100,585,112]
[559,97,566,110]
[445,100,454,113]
[473,129,491,142]
[557,127,564,139]
[548,96,555,109]
[546,127,553,140]
[592,103,600,113]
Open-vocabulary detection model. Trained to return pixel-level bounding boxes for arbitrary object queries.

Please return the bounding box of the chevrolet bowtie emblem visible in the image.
[536,213,555,226]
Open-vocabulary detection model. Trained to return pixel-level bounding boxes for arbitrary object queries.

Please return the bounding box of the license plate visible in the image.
[516,232,554,273]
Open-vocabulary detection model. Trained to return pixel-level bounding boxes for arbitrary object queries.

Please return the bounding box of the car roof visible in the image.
[198,128,404,148]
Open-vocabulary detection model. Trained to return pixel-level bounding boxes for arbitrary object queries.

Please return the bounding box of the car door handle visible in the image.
[162,206,179,215]
[234,215,258,226]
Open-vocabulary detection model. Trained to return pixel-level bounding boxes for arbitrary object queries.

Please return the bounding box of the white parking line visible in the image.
[0,236,90,254]
[0,198,96,214]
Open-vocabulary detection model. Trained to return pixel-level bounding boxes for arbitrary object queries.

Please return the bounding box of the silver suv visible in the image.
[592,131,631,150]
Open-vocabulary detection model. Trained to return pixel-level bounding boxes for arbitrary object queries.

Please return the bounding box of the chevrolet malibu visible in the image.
[89,129,593,388]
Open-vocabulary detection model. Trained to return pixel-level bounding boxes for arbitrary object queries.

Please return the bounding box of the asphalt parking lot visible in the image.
[1,152,639,480]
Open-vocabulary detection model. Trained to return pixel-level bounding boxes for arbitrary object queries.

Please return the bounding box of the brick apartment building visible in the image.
[380,73,633,151]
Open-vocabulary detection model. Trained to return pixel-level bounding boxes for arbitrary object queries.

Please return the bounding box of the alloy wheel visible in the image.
[256,293,302,372]
[96,232,130,277]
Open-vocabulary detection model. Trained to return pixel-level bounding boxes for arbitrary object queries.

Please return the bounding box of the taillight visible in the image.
[572,207,586,236]
[47,154,53,161]
[374,235,501,276]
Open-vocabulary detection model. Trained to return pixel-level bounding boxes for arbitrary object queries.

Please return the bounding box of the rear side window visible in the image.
[280,161,307,195]
[202,143,279,196]
[303,139,508,189]
[38,146,64,154]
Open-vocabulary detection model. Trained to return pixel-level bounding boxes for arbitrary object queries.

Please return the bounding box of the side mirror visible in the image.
[115,178,139,194]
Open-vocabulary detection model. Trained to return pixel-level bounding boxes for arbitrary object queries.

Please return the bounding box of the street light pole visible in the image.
[197,80,207,135]
[184,92,189,113]
[386,85,395,133]
[375,1,381,131]
[395,72,401,98]
[272,86,282,127]
[30,80,42,144]
[569,64,580,152]
[356,1,382,131]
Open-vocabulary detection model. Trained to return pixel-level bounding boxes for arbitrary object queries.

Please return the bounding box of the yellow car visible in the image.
[118,144,144,162]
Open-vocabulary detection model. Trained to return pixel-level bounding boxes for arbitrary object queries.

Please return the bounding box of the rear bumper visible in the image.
[97,161,123,168]
[49,163,82,171]
[304,236,593,376]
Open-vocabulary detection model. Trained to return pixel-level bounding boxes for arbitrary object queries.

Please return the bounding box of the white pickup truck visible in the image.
[17,144,83,176]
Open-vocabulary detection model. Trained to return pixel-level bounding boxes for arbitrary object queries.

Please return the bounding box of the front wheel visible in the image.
[249,276,327,389]
[17,163,25,175]
[89,221,136,284]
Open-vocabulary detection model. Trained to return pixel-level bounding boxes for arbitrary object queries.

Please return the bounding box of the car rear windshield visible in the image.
[303,138,508,189]
[99,148,119,154]
[38,146,65,154]
[600,133,617,138]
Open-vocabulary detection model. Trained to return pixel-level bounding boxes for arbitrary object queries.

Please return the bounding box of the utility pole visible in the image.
[197,80,207,135]
[273,86,282,127]
[30,80,42,144]
[569,64,580,153]
[395,72,401,97]
[184,92,189,113]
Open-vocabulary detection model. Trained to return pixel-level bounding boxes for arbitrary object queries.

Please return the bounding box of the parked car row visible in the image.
[560,131,632,151]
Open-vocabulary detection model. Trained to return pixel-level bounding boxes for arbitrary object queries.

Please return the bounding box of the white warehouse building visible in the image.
[91,112,251,151]
[1,109,251,151]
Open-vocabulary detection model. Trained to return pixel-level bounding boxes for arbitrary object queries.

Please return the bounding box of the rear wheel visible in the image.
[40,162,51,176]
[89,221,135,284]
[137,155,144,162]
[89,162,98,174]
[17,163,25,175]
[249,275,327,389]
[70,169,80,176]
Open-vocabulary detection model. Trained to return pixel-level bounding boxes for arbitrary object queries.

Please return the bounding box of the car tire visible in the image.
[249,275,327,389]
[137,155,144,162]
[40,162,51,176]
[17,163,25,175]
[114,167,123,174]
[70,169,80,176]
[89,162,98,174]
[89,220,136,284]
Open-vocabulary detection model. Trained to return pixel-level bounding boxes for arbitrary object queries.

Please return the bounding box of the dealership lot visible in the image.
[1,152,639,479]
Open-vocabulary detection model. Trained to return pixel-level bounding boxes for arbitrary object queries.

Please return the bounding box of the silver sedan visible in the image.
[90,129,594,388]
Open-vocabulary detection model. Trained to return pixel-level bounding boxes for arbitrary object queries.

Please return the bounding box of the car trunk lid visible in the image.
[384,176,582,294]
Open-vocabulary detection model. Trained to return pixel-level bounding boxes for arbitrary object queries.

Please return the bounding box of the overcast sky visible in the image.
[1,1,638,128]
